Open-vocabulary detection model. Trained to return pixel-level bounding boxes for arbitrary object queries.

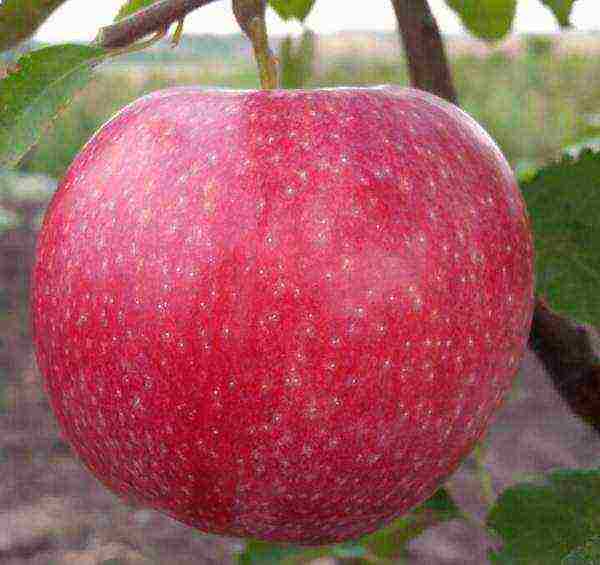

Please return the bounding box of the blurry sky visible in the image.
[36,0,600,42]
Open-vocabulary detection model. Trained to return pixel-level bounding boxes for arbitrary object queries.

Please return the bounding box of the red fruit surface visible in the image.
[31,86,534,544]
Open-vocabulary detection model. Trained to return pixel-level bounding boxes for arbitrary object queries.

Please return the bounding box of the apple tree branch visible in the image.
[95,0,221,49]
[529,299,600,433]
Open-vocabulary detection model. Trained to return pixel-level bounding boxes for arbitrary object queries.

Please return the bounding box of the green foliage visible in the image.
[520,149,600,327]
[114,0,161,22]
[444,0,574,39]
[526,34,555,57]
[455,50,599,166]
[279,29,315,89]
[564,137,600,159]
[563,536,600,564]
[331,541,367,558]
[0,44,106,169]
[540,0,576,27]
[487,468,600,564]
[0,0,67,52]
[236,540,309,564]
[445,0,517,41]
[268,0,316,22]
[361,488,461,560]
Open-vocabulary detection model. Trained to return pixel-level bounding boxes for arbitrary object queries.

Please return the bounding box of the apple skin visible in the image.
[31,86,534,544]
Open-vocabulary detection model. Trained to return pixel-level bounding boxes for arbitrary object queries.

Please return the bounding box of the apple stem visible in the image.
[233,0,279,90]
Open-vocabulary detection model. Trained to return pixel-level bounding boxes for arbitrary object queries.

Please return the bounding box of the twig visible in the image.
[390,0,458,104]
[95,0,221,49]
[529,298,600,432]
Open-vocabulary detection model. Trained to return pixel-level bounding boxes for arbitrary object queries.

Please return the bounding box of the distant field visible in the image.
[315,30,600,59]
[18,32,600,180]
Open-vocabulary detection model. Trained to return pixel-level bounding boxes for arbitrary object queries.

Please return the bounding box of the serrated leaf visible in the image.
[487,468,600,564]
[0,44,106,168]
[362,487,461,560]
[520,149,600,327]
[445,0,517,41]
[268,0,316,22]
[540,0,576,27]
[563,536,600,564]
[114,0,161,22]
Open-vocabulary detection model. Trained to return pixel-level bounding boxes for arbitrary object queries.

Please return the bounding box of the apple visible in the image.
[31,86,534,544]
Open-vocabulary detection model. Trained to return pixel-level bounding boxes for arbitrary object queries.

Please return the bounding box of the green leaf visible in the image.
[0,0,68,52]
[521,149,600,327]
[487,468,600,564]
[0,44,106,169]
[332,541,367,558]
[362,488,461,560]
[540,0,576,27]
[268,0,316,22]
[420,487,461,514]
[236,540,306,564]
[114,0,161,22]
[445,0,517,41]
[563,536,600,564]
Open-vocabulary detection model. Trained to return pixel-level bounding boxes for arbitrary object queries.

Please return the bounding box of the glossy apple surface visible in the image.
[31,86,534,544]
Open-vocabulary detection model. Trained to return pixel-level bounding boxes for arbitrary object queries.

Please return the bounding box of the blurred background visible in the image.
[1,0,600,563]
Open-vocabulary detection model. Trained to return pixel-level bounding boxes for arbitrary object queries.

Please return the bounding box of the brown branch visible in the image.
[390,0,458,104]
[529,298,600,432]
[0,0,69,52]
[392,0,600,434]
[95,0,221,49]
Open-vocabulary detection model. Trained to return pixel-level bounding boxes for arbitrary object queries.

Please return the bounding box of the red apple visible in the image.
[31,86,534,544]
